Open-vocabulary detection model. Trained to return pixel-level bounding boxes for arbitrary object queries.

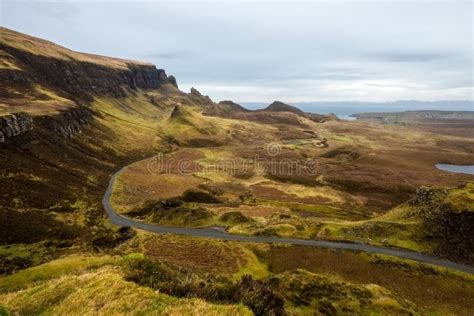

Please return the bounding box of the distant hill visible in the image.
[203,99,337,124]
[353,110,474,124]
[261,101,306,115]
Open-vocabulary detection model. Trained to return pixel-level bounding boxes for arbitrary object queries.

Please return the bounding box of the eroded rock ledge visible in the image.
[1,107,94,143]
[42,107,94,138]
[0,44,178,101]
[0,112,33,143]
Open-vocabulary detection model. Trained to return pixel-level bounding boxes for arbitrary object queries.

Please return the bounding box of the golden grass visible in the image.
[0,267,251,315]
[0,50,21,70]
[0,255,118,292]
[256,182,346,204]
[1,27,151,69]
[316,181,474,253]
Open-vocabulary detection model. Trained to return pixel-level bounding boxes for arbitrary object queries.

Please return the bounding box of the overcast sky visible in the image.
[1,0,473,103]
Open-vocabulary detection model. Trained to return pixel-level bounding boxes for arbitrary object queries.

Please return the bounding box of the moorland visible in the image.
[1,27,473,315]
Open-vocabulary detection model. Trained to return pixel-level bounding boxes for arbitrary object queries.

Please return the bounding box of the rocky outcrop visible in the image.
[408,187,445,206]
[0,107,94,143]
[0,112,34,143]
[409,184,474,264]
[39,107,93,138]
[189,87,213,106]
[167,75,178,88]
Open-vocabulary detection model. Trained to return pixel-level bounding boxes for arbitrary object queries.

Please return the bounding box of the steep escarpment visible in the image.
[0,95,170,248]
[0,28,182,249]
[0,27,177,118]
[0,44,177,102]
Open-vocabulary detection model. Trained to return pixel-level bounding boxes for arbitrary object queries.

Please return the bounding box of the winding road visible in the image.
[103,164,474,275]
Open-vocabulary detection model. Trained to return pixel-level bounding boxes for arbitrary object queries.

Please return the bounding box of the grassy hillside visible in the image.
[318,182,474,264]
[0,266,251,315]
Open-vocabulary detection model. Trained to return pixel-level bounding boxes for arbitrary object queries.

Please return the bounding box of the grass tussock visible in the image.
[0,267,251,315]
[0,254,117,292]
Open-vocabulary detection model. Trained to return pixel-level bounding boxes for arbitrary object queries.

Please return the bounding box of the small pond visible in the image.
[435,164,474,175]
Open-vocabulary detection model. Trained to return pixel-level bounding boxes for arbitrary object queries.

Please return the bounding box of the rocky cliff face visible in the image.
[0,44,177,102]
[0,112,34,143]
[0,107,94,144]
[39,107,94,138]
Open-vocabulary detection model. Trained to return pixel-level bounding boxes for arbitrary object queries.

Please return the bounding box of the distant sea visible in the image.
[240,101,474,121]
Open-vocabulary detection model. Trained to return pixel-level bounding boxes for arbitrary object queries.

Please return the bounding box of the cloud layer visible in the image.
[2,1,472,102]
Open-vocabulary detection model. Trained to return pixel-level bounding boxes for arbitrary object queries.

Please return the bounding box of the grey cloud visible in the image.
[371,52,452,63]
[1,1,472,102]
[143,51,194,60]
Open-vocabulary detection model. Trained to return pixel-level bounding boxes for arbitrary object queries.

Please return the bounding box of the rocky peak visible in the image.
[189,87,213,105]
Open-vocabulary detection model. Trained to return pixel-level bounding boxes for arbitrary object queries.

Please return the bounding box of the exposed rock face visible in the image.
[409,184,474,264]
[408,187,444,205]
[167,75,178,88]
[39,107,94,138]
[189,87,213,105]
[0,107,94,143]
[0,44,177,101]
[0,112,34,143]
